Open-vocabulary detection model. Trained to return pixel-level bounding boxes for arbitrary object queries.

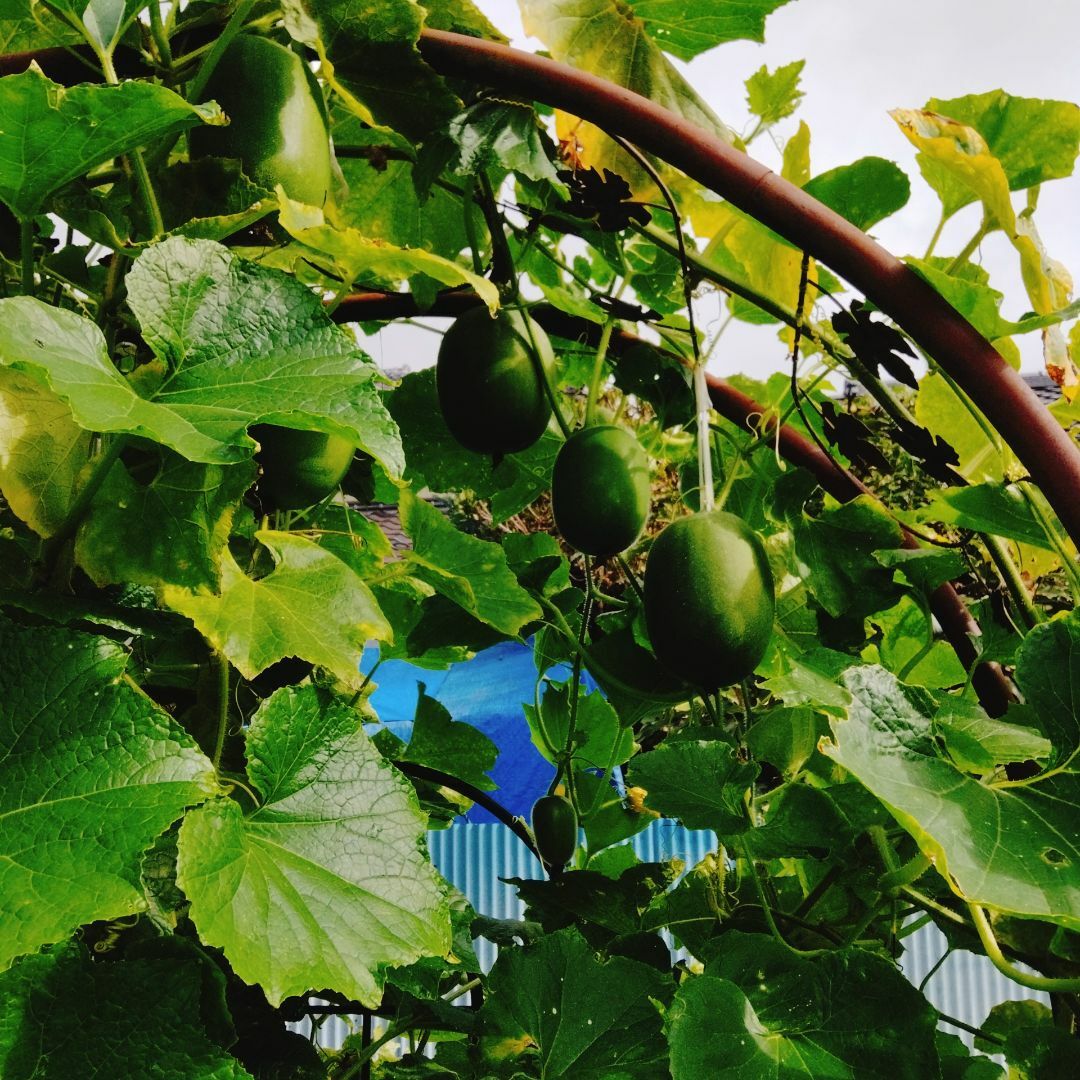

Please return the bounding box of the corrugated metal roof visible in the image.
[294,821,1046,1057]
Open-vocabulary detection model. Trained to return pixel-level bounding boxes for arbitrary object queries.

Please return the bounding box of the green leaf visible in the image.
[745,59,805,124]
[0,1,82,52]
[0,622,217,971]
[632,0,795,60]
[482,927,672,1077]
[0,943,252,1080]
[1014,609,1080,760]
[400,488,542,635]
[626,740,756,832]
[777,476,905,619]
[936,699,1052,773]
[277,194,499,310]
[334,140,467,257]
[917,483,1051,549]
[874,547,965,593]
[802,157,911,231]
[520,0,736,193]
[126,236,403,472]
[81,0,126,53]
[823,665,1080,929]
[524,680,634,770]
[283,0,460,142]
[0,239,403,474]
[915,371,1012,484]
[162,530,390,688]
[445,99,561,184]
[397,684,499,791]
[908,258,1077,340]
[177,685,450,1007]
[74,448,256,590]
[0,368,90,537]
[0,66,222,218]
[927,90,1080,196]
[667,932,940,1078]
[937,1031,1005,1080]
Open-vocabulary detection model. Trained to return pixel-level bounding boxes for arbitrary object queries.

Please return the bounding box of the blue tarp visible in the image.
[361,642,596,822]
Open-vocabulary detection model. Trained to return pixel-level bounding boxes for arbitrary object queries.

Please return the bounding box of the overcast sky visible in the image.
[376,1,1079,381]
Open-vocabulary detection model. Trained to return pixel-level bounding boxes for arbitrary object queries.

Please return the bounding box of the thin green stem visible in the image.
[616,554,646,606]
[902,886,968,928]
[585,315,617,427]
[210,651,231,771]
[968,902,1080,992]
[739,841,827,958]
[462,178,485,277]
[43,436,127,560]
[187,0,256,101]
[514,299,572,438]
[477,171,516,298]
[984,533,1042,628]
[922,210,948,260]
[938,1011,1005,1046]
[148,1,174,72]
[879,852,932,893]
[944,218,991,275]
[19,217,33,295]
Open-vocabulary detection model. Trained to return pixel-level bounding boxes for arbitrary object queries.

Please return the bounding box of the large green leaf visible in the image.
[177,686,451,1006]
[482,927,672,1077]
[802,157,910,231]
[283,0,459,141]
[0,66,222,218]
[907,258,1078,340]
[667,932,940,1078]
[0,368,89,537]
[626,739,756,833]
[520,0,736,193]
[444,99,562,185]
[0,942,252,1080]
[917,483,1053,549]
[162,530,390,688]
[631,0,795,60]
[399,488,542,635]
[0,622,217,971]
[126,237,404,472]
[75,449,257,590]
[823,664,1080,929]
[0,239,403,473]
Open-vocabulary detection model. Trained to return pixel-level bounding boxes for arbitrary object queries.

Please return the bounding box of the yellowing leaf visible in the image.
[162,530,390,688]
[277,193,499,313]
[520,0,736,195]
[0,368,89,537]
[892,108,1078,394]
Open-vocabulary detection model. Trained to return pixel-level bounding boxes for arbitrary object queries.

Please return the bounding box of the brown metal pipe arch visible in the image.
[417,29,1080,554]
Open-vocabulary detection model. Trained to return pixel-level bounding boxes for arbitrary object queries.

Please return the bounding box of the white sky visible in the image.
[375,0,1080,381]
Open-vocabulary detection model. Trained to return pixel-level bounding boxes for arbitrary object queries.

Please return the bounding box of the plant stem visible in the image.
[393,761,540,863]
[984,533,1042,629]
[514,299,572,438]
[148,0,174,72]
[186,0,256,101]
[937,1010,1005,1046]
[944,218,991,275]
[42,435,127,561]
[923,210,947,260]
[615,554,646,605]
[210,651,231,771]
[19,217,33,295]
[879,852,932,893]
[738,841,827,958]
[585,315,616,427]
[968,902,1080,992]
